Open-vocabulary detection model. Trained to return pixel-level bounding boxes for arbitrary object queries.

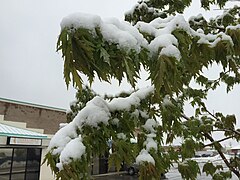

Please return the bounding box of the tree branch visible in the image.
[203,136,233,147]
[181,113,240,177]
[203,133,240,178]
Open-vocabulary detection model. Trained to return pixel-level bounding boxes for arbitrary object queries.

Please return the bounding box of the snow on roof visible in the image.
[231,145,240,150]
[0,123,47,139]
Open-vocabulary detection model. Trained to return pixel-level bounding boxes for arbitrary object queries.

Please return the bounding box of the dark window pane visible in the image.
[25,148,41,180]
[0,148,12,180]
[11,172,25,180]
[11,148,27,180]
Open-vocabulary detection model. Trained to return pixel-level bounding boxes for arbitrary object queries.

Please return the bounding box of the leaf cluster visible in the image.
[57,27,146,89]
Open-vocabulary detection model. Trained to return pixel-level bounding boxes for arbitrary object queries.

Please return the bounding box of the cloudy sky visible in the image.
[0,0,137,109]
[0,0,239,114]
[1,0,240,147]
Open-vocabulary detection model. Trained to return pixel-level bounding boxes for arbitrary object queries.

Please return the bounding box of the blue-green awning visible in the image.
[0,123,47,139]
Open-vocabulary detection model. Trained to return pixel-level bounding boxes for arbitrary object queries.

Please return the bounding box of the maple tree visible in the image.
[45,0,240,179]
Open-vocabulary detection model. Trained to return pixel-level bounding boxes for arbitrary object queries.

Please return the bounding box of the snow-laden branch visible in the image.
[48,86,154,169]
[61,12,235,60]
[61,12,148,52]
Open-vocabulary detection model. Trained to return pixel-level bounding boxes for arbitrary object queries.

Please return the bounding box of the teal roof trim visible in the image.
[0,123,48,139]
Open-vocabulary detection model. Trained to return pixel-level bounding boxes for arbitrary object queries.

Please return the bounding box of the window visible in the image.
[0,148,13,180]
[0,148,42,180]
[25,148,41,180]
[11,148,27,180]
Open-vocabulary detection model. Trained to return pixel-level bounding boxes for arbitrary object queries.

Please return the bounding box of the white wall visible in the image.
[40,148,55,180]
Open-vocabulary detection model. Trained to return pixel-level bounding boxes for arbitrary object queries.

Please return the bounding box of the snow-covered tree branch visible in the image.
[45,0,240,179]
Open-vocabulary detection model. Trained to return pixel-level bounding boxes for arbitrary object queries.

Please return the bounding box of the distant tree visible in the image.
[45,0,240,179]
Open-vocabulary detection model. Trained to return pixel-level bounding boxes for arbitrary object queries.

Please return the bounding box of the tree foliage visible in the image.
[45,0,240,179]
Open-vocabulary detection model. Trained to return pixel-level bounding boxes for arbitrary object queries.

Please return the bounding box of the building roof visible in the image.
[0,97,66,112]
[0,123,48,139]
[231,145,240,150]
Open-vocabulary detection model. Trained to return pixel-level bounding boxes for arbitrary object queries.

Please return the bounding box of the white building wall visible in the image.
[40,148,55,180]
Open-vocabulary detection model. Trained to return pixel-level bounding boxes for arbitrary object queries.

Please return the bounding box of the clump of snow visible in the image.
[61,13,147,52]
[160,45,181,60]
[111,118,119,126]
[150,34,178,50]
[138,119,158,163]
[74,96,110,128]
[196,28,204,34]
[147,15,192,60]
[145,136,158,151]
[149,16,175,29]
[139,110,149,119]
[132,109,140,118]
[149,34,179,58]
[142,119,158,133]
[69,100,78,107]
[108,86,154,111]
[56,137,86,170]
[59,123,68,129]
[135,22,157,37]
[117,133,127,140]
[130,137,138,143]
[61,12,101,32]
[136,149,155,165]
[49,121,78,155]
[101,19,148,51]
[227,24,240,30]
[162,95,172,107]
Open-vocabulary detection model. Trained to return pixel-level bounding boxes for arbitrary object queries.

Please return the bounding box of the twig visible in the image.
[204,136,233,147]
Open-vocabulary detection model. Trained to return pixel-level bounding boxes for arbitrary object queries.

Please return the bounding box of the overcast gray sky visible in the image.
[1,0,240,147]
[0,0,239,114]
[0,0,136,109]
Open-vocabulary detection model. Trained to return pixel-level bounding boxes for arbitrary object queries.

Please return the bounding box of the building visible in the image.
[0,97,67,180]
[231,145,240,155]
